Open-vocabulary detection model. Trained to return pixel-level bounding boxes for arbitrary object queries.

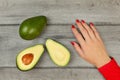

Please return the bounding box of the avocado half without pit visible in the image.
[16,45,44,71]
[46,39,71,67]
[19,16,47,40]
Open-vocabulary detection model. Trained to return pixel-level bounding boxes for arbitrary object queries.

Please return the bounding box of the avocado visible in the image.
[19,16,47,40]
[46,39,71,67]
[16,45,44,71]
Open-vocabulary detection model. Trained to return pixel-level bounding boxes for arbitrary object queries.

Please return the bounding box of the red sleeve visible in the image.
[98,58,120,80]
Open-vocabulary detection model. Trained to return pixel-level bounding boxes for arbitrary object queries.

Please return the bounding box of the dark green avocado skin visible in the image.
[19,16,47,40]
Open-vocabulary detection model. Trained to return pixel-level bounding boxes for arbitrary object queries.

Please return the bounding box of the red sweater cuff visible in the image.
[98,58,120,80]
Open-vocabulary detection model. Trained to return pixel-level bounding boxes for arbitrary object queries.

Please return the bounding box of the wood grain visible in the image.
[0,25,120,67]
[0,0,120,24]
[0,0,120,79]
[0,68,104,80]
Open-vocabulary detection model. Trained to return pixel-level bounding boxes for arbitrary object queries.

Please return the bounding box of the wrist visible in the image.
[95,56,111,68]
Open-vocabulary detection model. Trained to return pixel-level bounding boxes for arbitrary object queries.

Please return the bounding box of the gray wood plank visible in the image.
[0,25,120,67]
[0,0,120,24]
[0,68,104,80]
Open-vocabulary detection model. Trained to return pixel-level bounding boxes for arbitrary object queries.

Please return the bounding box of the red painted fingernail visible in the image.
[72,25,75,28]
[90,22,94,26]
[81,20,85,23]
[71,41,75,46]
[76,19,80,23]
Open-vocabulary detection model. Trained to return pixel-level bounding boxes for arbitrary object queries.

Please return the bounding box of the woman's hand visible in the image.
[71,19,111,68]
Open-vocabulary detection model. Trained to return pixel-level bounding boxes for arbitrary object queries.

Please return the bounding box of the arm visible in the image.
[71,19,120,80]
[98,58,120,80]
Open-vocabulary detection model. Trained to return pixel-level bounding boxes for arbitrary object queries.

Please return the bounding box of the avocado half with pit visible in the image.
[16,45,44,71]
[46,39,71,66]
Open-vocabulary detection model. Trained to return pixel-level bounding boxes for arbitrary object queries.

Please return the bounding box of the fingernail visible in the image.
[76,19,80,23]
[90,22,94,26]
[71,41,75,46]
[72,25,75,28]
[81,20,85,23]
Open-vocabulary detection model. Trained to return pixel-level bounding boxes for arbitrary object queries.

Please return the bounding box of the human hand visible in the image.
[71,19,111,68]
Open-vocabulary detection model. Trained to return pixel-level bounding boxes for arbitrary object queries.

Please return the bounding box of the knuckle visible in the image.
[93,38,98,41]
[82,43,87,48]
[87,27,93,32]
[89,29,93,33]
[82,29,87,33]
[76,33,80,37]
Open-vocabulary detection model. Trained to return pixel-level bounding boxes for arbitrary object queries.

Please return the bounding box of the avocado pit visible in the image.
[22,53,34,65]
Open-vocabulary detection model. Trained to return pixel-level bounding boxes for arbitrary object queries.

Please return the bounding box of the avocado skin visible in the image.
[19,16,47,40]
[45,39,71,67]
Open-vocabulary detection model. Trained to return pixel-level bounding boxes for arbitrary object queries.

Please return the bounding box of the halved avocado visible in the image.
[16,45,44,71]
[46,39,71,66]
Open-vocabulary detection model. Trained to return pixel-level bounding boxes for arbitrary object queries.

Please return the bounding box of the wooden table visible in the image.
[0,0,120,80]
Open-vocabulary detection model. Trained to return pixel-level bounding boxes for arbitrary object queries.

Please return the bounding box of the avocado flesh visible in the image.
[46,39,71,66]
[16,45,44,71]
[19,16,47,40]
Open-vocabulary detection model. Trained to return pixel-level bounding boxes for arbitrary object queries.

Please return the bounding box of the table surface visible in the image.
[0,0,120,80]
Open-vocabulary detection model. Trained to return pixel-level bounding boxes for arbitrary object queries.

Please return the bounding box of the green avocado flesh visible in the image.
[16,45,44,71]
[19,16,47,40]
[46,39,71,66]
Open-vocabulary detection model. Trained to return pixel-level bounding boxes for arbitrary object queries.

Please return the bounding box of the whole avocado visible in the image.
[19,16,47,40]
